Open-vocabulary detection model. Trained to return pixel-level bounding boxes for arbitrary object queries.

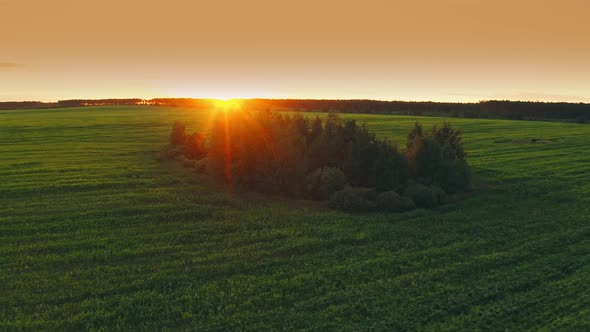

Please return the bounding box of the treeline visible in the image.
[166,110,472,212]
[3,98,589,122]
[0,101,58,109]
[0,99,144,109]
[57,99,144,107]
[133,98,590,122]
[243,99,590,122]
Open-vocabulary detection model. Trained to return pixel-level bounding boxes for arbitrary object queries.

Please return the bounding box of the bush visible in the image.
[406,122,468,187]
[376,191,416,212]
[430,185,450,205]
[435,159,472,194]
[329,187,377,212]
[164,146,185,159]
[429,121,465,159]
[184,132,207,159]
[403,181,438,208]
[178,155,194,168]
[170,121,186,145]
[406,137,442,184]
[305,167,348,200]
[370,140,408,192]
[194,158,208,174]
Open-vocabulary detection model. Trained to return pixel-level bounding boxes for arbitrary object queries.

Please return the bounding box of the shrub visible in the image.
[406,122,470,192]
[435,159,472,194]
[406,122,424,149]
[376,191,416,212]
[184,132,207,159]
[399,196,416,211]
[164,146,185,159]
[194,158,208,174]
[406,137,442,184]
[370,140,408,192]
[429,121,466,159]
[329,187,377,212]
[403,181,438,208]
[178,155,194,168]
[170,121,186,145]
[305,167,348,200]
[430,185,450,205]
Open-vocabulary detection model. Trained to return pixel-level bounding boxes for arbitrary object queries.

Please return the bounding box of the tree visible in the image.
[170,121,186,145]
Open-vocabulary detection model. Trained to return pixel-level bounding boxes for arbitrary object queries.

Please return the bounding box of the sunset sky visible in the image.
[2,0,589,102]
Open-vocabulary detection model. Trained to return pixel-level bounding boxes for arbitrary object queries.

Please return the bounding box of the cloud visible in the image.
[0,62,23,68]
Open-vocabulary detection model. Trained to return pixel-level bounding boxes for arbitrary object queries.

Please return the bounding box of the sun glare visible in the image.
[213,98,241,111]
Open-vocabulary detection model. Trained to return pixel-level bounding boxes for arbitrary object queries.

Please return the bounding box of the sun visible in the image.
[213,98,242,111]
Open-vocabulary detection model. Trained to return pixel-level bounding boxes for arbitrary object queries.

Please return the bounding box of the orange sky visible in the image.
[2,0,589,102]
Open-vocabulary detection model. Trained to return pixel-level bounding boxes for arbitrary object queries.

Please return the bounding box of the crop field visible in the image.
[1,106,590,330]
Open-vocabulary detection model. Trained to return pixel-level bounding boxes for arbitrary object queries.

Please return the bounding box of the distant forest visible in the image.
[2,98,589,122]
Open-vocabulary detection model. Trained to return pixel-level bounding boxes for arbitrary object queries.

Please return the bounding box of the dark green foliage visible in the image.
[167,123,208,162]
[329,187,377,212]
[194,157,208,173]
[305,130,332,171]
[343,124,407,192]
[406,121,423,149]
[305,167,348,200]
[376,191,416,212]
[407,136,442,184]
[178,155,195,168]
[404,181,439,208]
[164,146,184,159]
[204,110,410,199]
[324,110,341,137]
[183,132,207,159]
[169,121,186,145]
[406,121,471,193]
[370,140,408,191]
[432,122,466,159]
[309,116,323,143]
[205,110,309,195]
[436,159,472,194]
[430,185,450,205]
[341,123,378,185]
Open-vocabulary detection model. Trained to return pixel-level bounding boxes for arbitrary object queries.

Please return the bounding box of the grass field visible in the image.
[1,106,590,330]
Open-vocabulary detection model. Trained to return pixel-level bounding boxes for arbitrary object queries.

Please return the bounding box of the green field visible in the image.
[1,106,590,330]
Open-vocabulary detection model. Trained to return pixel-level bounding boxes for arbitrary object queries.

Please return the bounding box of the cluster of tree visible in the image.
[169,122,208,159]
[167,110,472,212]
[3,98,590,122]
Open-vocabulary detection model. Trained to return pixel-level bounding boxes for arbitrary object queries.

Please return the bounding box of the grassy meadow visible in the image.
[1,106,590,330]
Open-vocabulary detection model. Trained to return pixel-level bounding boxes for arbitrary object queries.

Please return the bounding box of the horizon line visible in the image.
[1,97,589,105]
